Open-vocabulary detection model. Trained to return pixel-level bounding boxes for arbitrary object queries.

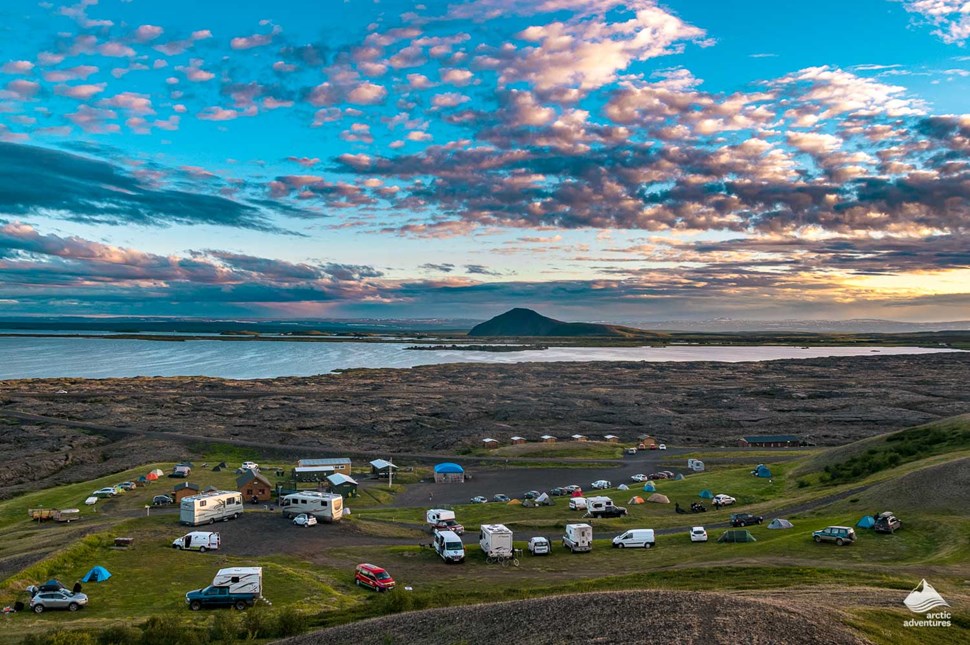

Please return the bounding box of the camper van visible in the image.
[562,523,593,553]
[687,458,705,472]
[185,567,262,611]
[433,529,466,563]
[172,531,220,552]
[612,529,655,549]
[280,491,344,522]
[180,491,244,526]
[479,524,514,558]
[586,496,628,518]
[426,509,464,534]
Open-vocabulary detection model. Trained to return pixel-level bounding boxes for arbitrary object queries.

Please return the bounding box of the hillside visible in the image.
[468,308,658,337]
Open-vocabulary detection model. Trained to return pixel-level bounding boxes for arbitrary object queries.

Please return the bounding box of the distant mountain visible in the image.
[468,308,657,337]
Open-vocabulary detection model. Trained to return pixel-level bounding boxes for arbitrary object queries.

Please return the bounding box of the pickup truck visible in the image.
[185,585,256,611]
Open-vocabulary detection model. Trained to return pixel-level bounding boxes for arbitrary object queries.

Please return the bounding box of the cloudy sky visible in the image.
[0,0,968,321]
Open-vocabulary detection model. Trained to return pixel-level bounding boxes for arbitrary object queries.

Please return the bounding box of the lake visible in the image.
[0,336,958,379]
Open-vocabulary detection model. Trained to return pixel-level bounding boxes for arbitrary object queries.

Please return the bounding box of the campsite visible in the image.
[0,415,967,643]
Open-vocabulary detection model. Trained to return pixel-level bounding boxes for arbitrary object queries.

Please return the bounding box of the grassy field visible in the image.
[1,420,968,644]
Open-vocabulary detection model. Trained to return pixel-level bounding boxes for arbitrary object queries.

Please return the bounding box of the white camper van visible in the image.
[612,529,655,549]
[426,508,464,534]
[562,523,593,553]
[172,531,220,552]
[479,524,514,558]
[212,567,262,595]
[688,458,705,472]
[180,491,244,526]
[280,492,344,522]
[433,529,466,563]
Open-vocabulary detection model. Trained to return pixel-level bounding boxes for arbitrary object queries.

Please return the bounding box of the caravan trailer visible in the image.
[479,524,514,558]
[280,491,344,522]
[179,491,244,526]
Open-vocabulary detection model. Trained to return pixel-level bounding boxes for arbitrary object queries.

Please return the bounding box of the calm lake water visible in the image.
[0,336,958,379]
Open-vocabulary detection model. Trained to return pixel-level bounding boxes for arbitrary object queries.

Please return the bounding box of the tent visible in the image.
[856,515,876,528]
[535,493,551,505]
[699,489,713,499]
[767,518,794,529]
[146,472,159,481]
[507,498,522,506]
[628,496,645,505]
[81,566,111,583]
[212,466,222,472]
[642,483,656,492]
[717,530,757,543]
[647,493,670,504]
[216,461,227,469]
[571,489,583,498]
[754,465,772,478]
[136,476,148,484]
[674,473,685,481]
[617,484,629,490]
[149,469,164,477]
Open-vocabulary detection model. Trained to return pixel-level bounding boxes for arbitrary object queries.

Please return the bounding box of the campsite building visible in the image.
[237,470,274,502]
[571,434,588,442]
[370,459,396,476]
[173,482,200,503]
[604,434,620,443]
[482,438,499,449]
[637,435,657,448]
[434,462,465,483]
[738,435,801,448]
[296,457,351,475]
[510,436,526,445]
[540,435,557,444]
[327,473,359,497]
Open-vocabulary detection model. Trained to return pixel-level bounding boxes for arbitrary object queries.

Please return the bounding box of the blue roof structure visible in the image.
[434,462,464,474]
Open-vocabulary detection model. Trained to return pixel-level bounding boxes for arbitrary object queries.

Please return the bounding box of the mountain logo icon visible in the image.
[904,579,950,613]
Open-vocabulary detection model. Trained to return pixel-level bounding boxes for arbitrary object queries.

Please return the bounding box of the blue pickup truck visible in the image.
[185,585,256,611]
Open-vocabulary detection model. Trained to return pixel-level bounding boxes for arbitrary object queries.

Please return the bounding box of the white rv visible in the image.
[280,491,344,522]
[688,458,705,472]
[180,491,244,526]
[433,529,465,563]
[479,523,514,558]
[212,567,262,595]
[172,531,220,552]
[562,523,593,553]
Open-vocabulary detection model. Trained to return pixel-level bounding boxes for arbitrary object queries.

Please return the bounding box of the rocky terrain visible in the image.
[0,353,968,496]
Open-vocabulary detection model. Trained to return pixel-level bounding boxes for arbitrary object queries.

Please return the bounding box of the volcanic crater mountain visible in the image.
[467,308,657,338]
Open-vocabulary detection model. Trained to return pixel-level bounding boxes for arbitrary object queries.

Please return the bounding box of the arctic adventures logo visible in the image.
[903,579,951,628]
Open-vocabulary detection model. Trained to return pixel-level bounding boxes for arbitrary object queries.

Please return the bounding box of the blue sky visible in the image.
[0,0,968,321]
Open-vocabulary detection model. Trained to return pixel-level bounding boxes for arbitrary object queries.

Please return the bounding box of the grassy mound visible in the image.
[852,455,970,514]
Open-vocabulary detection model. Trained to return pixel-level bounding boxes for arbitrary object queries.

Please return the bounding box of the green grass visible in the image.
[463,441,624,460]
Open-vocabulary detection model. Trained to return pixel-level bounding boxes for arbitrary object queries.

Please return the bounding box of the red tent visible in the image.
[146,472,159,481]
[571,489,583,497]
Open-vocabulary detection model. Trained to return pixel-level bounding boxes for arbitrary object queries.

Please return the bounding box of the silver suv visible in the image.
[30,590,89,613]
[812,526,856,546]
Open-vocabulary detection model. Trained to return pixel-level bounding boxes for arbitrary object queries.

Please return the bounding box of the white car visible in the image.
[93,487,117,498]
[590,480,611,490]
[712,494,736,506]
[470,496,488,504]
[527,536,551,555]
[241,461,259,471]
[292,513,317,527]
[658,444,667,450]
[630,474,648,482]
[690,526,708,542]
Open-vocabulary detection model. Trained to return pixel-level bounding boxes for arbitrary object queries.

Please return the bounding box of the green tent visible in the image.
[699,489,713,499]
[717,529,757,543]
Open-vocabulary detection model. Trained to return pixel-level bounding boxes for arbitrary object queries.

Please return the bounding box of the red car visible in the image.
[355,564,395,592]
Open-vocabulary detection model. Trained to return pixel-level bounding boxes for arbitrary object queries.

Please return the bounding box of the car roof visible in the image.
[357,563,386,573]
[691,526,705,531]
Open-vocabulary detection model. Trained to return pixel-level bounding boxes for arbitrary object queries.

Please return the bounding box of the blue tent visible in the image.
[856,515,875,529]
[755,465,772,478]
[642,483,656,492]
[674,473,685,481]
[699,489,713,499]
[433,463,464,474]
[81,566,111,583]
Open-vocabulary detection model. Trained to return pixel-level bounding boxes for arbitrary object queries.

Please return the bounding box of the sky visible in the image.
[0,0,968,322]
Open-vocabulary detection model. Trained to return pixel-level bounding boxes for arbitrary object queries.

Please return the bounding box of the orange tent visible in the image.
[628,496,645,504]
[146,472,159,481]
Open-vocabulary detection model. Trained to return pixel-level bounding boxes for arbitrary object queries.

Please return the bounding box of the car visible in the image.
[470,496,488,504]
[660,471,675,478]
[590,480,611,490]
[812,526,856,546]
[117,481,136,491]
[355,563,395,592]
[647,473,666,480]
[690,526,708,542]
[93,487,117,498]
[730,513,764,527]
[292,513,318,527]
[492,494,510,503]
[549,487,567,496]
[29,590,88,613]
[873,512,902,534]
[626,447,637,455]
[523,490,540,500]
[712,494,736,506]
[152,494,174,506]
[527,536,551,555]
[649,444,659,450]
[630,474,648,482]
[563,485,581,494]
[658,444,667,450]
[240,461,259,471]
[437,519,465,535]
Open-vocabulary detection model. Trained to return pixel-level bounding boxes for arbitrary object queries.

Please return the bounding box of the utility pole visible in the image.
[387,460,393,489]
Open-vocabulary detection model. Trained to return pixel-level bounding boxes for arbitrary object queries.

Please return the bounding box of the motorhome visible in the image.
[479,524,514,558]
[586,496,628,518]
[212,567,262,594]
[426,509,464,534]
[185,567,262,611]
[688,458,705,472]
[562,523,593,553]
[280,491,344,522]
[179,491,243,526]
[612,529,655,549]
[433,529,465,563]
[172,531,221,552]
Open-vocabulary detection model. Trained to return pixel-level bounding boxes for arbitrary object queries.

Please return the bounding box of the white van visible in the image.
[612,529,655,549]
[433,529,465,563]
[280,492,344,522]
[562,523,592,553]
[172,531,220,552]
[569,497,588,511]
[479,524,514,558]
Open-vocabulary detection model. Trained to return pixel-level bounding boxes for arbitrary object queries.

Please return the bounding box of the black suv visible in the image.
[730,513,764,527]
[873,512,902,534]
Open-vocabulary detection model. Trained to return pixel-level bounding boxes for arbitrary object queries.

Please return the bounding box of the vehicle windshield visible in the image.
[446,542,462,550]
[375,571,392,580]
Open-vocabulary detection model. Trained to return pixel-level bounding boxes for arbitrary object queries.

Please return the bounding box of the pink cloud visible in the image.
[230,26,278,50]
[54,83,107,99]
[43,65,99,82]
[263,97,293,109]
[98,42,136,58]
[406,130,433,141]
[440,67,474,86]
[99,92,155,114]
[432,92,470,108]
[2,79,40,100]
[273,61,296,73]
[184,66,215,82]
[134,24,164,43]
[198,106,238,121]
[407,73,434,89]
[37,52,66,66]
[66,105,120,133]
[1,60,34,75]
[347,82,387,104]
[287,156,320,168]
